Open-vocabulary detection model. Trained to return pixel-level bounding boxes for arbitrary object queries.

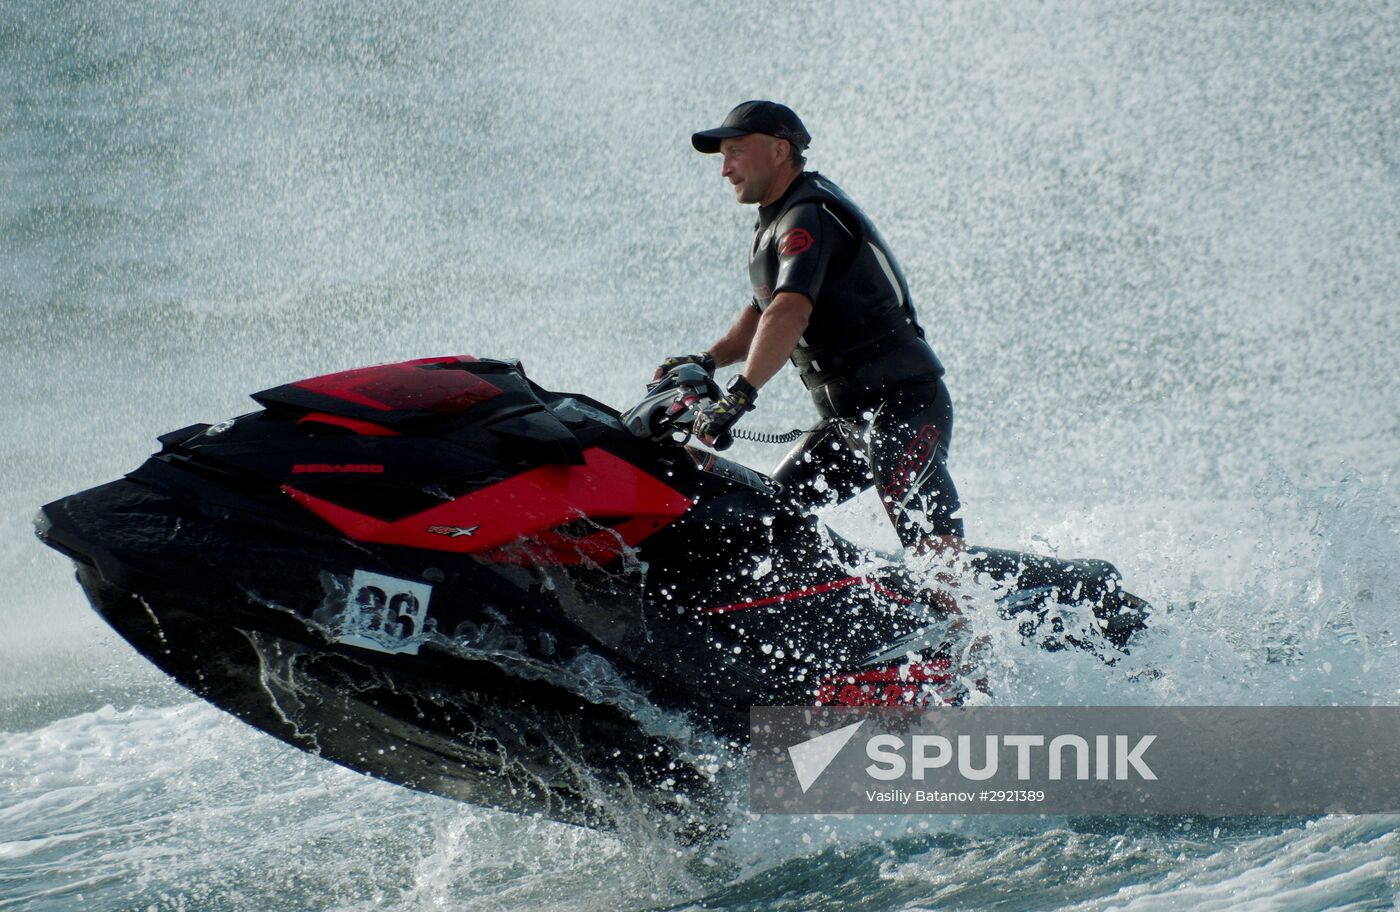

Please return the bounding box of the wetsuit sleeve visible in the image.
[772,203,846,303]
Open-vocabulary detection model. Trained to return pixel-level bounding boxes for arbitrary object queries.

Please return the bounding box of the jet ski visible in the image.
[35,355,1148,831]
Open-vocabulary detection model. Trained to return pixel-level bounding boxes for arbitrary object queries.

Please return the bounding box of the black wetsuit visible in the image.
[750,171,964,543]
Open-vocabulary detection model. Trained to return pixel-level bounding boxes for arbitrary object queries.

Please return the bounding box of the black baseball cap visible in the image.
[691,100,811,154]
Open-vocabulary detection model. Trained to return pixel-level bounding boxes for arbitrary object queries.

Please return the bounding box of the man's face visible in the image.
[719,134,784,205]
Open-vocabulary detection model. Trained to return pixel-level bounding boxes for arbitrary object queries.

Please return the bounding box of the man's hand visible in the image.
[693,376,757,449]
[652,352,715,382]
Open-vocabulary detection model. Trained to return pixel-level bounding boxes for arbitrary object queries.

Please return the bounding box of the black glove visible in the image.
[692,376,757,449]
[654,352,715,381]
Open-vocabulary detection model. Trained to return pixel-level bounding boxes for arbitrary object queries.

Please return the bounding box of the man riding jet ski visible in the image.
[36,356,1148,832]
[672,100,966,565]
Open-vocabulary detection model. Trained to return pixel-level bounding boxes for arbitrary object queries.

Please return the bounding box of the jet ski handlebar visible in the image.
[621,364,807,450]
[620,363,724,447]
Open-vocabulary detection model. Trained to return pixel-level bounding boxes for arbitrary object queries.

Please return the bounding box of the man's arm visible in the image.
[652,305,759,381]
[738,292,812,389]
[692,292,810,445]
[706,305,760,368]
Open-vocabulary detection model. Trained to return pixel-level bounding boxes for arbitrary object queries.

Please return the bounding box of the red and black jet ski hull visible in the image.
[36,356,1146,830]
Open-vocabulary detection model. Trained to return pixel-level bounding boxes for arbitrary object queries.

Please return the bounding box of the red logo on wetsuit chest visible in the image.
[779,227,814,256]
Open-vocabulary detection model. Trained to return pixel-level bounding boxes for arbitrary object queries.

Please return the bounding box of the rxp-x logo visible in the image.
[427,524,479,538]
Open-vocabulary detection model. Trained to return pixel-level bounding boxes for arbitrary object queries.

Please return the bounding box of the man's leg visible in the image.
[770,419,873,513]
[865,379,965,556]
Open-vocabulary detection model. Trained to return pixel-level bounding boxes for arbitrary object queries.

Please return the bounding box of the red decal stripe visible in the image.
[282,447,690,563]
[296,412,400,436]
[705,576,885,614]
[292,357,500,414]
[701,576,952,615]
[866,580,913,605]
[822,659,953,686]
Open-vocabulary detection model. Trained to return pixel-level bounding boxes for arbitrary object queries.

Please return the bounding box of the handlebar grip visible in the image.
[713,431,734,451]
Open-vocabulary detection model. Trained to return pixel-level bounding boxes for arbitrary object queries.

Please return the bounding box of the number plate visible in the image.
[336,570,434,655]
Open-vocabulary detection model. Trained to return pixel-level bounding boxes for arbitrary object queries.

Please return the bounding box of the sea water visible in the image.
[3,1,1398,908]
